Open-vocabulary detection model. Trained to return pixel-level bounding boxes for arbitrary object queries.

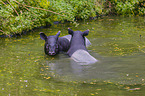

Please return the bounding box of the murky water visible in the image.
[1,16,145,96]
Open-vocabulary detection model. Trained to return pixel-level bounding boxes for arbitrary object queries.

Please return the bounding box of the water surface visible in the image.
[0,16,145,96]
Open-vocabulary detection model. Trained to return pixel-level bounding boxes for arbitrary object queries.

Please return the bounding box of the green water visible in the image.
[0,16,145,96]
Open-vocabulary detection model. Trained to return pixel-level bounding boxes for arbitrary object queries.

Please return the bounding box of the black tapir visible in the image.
[40,31,92,56]
[67,28,98,64]
[40,31,70,55]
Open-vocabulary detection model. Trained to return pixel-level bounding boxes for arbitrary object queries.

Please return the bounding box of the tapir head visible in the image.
[68,28,89,37]
[68,28,89,46]
[40,31,60,56]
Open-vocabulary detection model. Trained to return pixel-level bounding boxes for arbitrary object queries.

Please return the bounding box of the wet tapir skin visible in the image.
[63,35,91,47]
[40,31,70,56]
[67,28,98,64]
[67,28,89,57]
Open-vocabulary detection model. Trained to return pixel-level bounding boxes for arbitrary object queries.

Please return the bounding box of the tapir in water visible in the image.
[40,31,92,56]
[40,31,70,55]
[67,28,98,64]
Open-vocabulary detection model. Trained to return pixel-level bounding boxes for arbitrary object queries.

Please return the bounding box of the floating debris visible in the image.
[128,88,141,91]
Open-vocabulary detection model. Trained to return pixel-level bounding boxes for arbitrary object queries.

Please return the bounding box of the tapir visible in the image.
[67,28,98,64]
[40,31,92,56]
[40,31,70,55]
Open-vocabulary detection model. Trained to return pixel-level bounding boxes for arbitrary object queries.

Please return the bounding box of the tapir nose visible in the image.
[49,51,56,55]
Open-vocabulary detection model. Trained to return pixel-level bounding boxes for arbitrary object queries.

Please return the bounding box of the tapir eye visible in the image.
[46,44,49,49]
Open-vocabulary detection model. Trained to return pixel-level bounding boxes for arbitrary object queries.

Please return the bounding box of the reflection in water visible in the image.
[41,51,145,84]
[42,53,114,81]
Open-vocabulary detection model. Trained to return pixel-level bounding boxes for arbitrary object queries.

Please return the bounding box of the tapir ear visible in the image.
[40,32,47,40]
[55,31,61,38]
[82,29,89,36]
[68,28,73,35]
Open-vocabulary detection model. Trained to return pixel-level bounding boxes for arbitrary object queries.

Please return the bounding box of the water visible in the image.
[0,16,145,96]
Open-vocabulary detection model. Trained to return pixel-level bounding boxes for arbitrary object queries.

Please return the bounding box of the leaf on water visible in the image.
[128,88,141,91]
[33,89,38,91]
[56,90,60,92]
[46,77,51,79]
[90,82,94,84]
[108,19,114,21]
[90,82,96,84]
[124,86,130,89]
[134,88,140,90]
[83,81,87,83]
[51,58,54,60]
[95,92,98,94]
[96,89,101,91]
[90,93,94,95]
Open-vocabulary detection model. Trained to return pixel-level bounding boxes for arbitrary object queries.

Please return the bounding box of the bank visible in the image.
[0,0,144,37]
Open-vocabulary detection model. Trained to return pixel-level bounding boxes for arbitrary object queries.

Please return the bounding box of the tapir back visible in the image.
[58,37,70,52]
[71,49,98,65]
[67,28,98,64]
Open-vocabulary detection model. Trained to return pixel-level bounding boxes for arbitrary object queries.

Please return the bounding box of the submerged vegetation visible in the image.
[0,0,145,36]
